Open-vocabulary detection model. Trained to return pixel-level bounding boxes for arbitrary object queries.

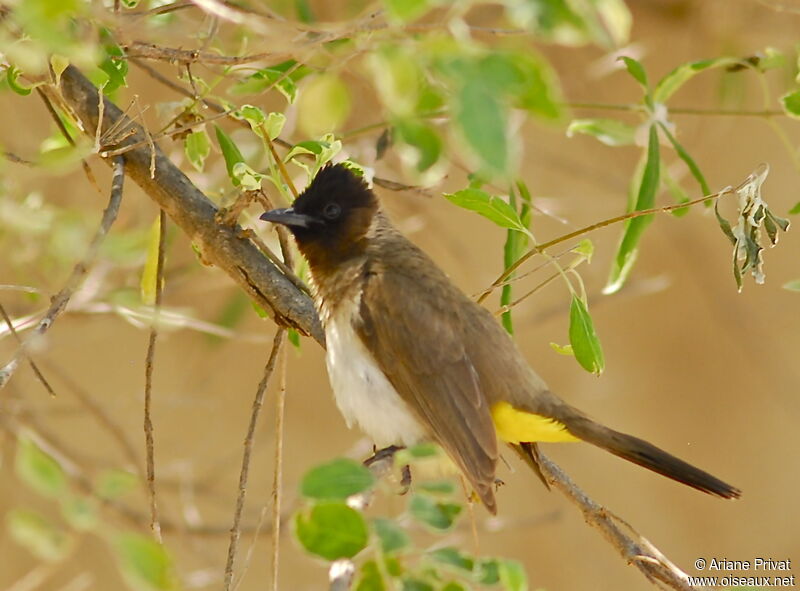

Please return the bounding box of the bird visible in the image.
[260,163,741,514]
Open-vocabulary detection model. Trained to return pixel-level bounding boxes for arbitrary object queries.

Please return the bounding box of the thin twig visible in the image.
[0,156,124,391]
[224,328,286,591]
[2,151,34,165]
[270,344,288,591]
[143,209,167,542]
[568,101,785,117]
[133,96,157,178]
[536,451,694,590]
[123,41,287,66]
[477,186,734,303]
[36,87,102,195]
[0,303,55,396]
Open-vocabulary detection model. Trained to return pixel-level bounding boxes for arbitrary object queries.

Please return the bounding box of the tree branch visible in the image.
[55,65,324,345]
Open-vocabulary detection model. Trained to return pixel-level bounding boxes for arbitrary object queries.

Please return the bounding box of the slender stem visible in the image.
[224,328,286,591]
[270,346,288,591]
[144,209,167,542]
[567,101,784,117]
[477,188,731,303]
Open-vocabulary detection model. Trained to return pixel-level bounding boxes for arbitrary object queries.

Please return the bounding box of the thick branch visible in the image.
[56,65,324,344]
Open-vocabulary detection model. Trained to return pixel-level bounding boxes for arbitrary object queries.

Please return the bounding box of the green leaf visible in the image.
[444,189,528,234]
[214,125,246,186]
[619,56,649,92]
[568,295,605,375]
[788,201,800,215]
[384,0,430,22]
[61,496,98,531]
[6,508,71,561]
[781,89,800,118]
[783,279,800,291]
[238,106,286,140]
[140,215,163,306]
[455,79,509,174]
[6,65,33,95]
[184,129,210,172]
[356,560,386,591]
[285,136,343,177]
[653,57,738,104]
[294,502,369,560]
[499,559,528,591]
[475,558,501,585]
[478,52,563,120]
[98,30,128,93]
[15,435,67,497]
[229,60,310,103]
[113,532,178,591]
[297,74,351,136]
[605,124,660,294]
[287,328,301,349]
[372,518,410,554]
[301,458,375,500]
[441,583,468,591]
[431,547,474,572]
[566,118,635,146]
[231,162,265,191]
[95,469,139,500]
[394,119,442,172]
[658,122,711,197]
[409,495,462,531]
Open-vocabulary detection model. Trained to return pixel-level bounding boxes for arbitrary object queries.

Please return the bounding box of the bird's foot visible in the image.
[363,444,405,466]
[364,445,412,495]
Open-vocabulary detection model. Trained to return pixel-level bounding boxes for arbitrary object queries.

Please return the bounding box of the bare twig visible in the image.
[36,87,102,195]
[568,101,785,117]
[56,66,323,343]
[224,328,286,591]
[0,156,124,391]
[0,303,55,396]
[2,151,34,165]
[143,209,167,542]
[270,345,288,591]
[123,41,287,66]
[536,451,695,590]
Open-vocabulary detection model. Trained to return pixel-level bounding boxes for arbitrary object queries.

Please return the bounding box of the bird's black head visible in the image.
[260,163,378,266]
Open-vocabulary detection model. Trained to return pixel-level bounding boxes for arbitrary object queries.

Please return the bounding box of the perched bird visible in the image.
[260,163,740,513]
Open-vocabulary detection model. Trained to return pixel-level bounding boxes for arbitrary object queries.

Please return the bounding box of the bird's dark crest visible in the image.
[286,163,379,267]
[293,163,375,218]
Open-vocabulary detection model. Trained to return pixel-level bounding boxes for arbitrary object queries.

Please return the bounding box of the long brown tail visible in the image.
[560,417,741,498]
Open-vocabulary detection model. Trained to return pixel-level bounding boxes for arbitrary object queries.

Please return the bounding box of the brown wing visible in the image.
[355,260,499,513]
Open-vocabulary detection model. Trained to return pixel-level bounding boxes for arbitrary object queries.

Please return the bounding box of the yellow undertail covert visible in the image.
[491,401,580,443]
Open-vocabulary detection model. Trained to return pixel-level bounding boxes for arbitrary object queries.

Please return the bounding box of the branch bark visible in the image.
[55,65,324,345]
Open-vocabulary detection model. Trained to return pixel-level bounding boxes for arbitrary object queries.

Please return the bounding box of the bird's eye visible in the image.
[323,202,342,220]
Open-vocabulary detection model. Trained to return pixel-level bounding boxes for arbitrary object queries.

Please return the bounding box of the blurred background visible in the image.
[1,1,799,589]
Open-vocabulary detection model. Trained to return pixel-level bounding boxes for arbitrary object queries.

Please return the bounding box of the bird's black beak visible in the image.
[259,208,318,228]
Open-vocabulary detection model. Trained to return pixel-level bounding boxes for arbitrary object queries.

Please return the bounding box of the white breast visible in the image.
[325,305,425,448]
